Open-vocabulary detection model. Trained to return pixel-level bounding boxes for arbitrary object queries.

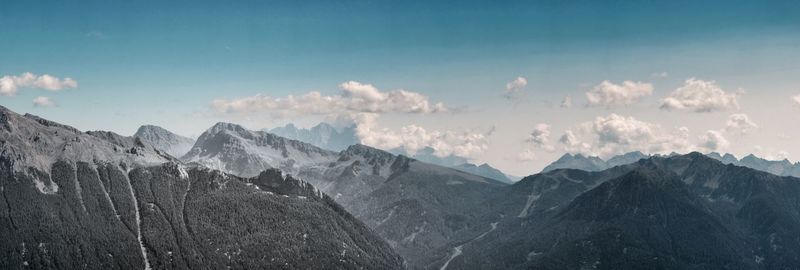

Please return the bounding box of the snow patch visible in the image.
[440,245,463,270]
[177,165,189,179]
[474,222,499,240]
[403,222,426,244]
[32,173,59,195]
[517,194,541,218]
[446,180,464,185]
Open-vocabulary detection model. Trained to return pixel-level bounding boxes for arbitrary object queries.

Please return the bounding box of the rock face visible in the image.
[268,123,359,152]
[182,122,338,177]
[0,106,404,270]
[432,153,800,269]
[134,125,195,158]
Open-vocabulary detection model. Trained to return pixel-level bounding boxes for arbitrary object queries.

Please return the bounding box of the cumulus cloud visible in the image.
[0,72,78,96]
[32,96,56,107]
[504,76,528,100]
[559,114,692,158]
[560,96,572,108]
[526,123,555,152]
[559,130,592,154]
[698,130,730,152]
[585,80,653,107]
[660,78,739,113]
[793,94,800,107]
[211,81,448,118]
[528,124,550,145]
[352,113,489,158]
[725,113,758,134]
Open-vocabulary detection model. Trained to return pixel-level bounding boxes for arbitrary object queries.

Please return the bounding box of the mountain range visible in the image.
[181,122,508,267]
[430,153,800,269]
[543,151,800,179]
[269,122,516,183]
[707,152,800,177]
[6,105,800,270]
[0,106,403,269]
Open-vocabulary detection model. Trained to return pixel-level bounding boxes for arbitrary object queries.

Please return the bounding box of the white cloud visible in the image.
[32,96,56,107]
[559,130,593,154]
[560,96,572,108]
[793,94,800,107]
[585,80,653,107]
[517,149,536,162]
[560,114,692,158]
[0,72,78,96]
[725,113,758,134]
[698,130,730,152]
[352,113,489,159]
[528,123,551,145]
[211,81,448,118]
[527,123,555,152]
[660,78,739,113]
[504,76,528,100]
[559,130,579,147]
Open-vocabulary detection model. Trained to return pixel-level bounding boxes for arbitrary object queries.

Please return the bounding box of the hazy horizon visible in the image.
[3,0,800,176]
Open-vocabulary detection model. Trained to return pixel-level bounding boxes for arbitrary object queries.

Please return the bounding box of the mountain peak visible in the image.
[134,124,195,158]
[209,122,247,133]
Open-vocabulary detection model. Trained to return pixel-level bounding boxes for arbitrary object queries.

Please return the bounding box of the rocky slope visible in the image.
[0,106,404,269]
[134,125,195,158]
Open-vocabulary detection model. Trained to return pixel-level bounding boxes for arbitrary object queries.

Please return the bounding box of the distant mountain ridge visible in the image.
[269,122,516,183]
[268,123,359,152]
[707,152,800,177]
[543,151,800,178]
[452,163,514,184]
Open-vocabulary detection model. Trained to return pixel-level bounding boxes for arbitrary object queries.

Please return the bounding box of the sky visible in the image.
[2,0,800,176]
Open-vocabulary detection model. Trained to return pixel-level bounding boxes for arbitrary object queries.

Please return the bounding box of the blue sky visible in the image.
[3,0,800,175]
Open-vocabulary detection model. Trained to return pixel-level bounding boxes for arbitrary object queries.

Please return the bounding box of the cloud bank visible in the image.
[559,114,692,158]
[585,80,653,107]
[353,113,489,159]
[0,72,78,96]
[212,81,448,118]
